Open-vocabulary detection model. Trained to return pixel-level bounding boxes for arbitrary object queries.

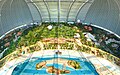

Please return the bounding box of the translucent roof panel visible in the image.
[31,0,88,22]
[60,2,71,21]
[68,2,83,21]
[47,2,58,22]
[32,0,50,21]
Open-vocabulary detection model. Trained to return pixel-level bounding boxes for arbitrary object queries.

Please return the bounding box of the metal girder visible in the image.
[26,0,92,22]
[75,0,92,22]
[66,0,76,22]
[29,0,43,22]
[58,0,60,22]
[0,0,8,34]
[43,0,51,22]
[27,0,92,3]
[10,0,34,23]
[24,0,34,22]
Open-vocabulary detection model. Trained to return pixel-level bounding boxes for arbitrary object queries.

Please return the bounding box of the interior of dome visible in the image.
[0,0,120,75]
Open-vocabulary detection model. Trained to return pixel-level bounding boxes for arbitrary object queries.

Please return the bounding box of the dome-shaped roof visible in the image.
[0,0,120,36]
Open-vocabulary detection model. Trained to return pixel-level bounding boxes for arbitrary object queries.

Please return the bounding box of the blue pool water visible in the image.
[12,56,98,75]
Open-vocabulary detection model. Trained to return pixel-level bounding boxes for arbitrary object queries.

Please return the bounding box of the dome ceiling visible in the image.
[27,0,93,22]
[0,0,120,36]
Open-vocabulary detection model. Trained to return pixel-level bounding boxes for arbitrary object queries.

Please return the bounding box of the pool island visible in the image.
[35,58,81,74]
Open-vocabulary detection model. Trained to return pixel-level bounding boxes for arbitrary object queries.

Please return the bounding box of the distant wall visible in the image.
[83,0,120,36]
[0,0,33,36]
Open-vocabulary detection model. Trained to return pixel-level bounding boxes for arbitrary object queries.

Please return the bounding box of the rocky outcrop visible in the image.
[47,66,70,74]
[67,60,81,69]
[36,61,46,69]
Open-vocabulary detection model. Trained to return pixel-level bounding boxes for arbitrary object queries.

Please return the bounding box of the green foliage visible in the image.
[3,42,16,57]
[17,23,81,48]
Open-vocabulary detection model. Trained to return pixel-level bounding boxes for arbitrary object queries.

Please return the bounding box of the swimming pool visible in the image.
[12,55,98,75]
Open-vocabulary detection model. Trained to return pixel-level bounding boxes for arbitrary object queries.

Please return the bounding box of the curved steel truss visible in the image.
[27,0,92,22]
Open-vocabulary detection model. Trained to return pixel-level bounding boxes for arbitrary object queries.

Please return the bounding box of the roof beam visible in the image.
[30,0,43,22]
[66,0,76,22]
[58,0,60,22]
[0,0,7,34]
[43,0,51,22]
[24,0,34,22]
[75,0,91,22]
[27,1,92,3]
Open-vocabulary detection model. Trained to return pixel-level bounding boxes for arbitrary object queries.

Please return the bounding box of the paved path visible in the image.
[0,50,120,75]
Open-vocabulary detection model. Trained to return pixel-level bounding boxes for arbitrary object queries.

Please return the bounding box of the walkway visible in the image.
[0,50,120,75]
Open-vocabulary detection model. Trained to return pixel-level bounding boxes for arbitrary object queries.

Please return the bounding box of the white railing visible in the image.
[0,24,27,40]
[91,24,120,39]
[82,22,120,39]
